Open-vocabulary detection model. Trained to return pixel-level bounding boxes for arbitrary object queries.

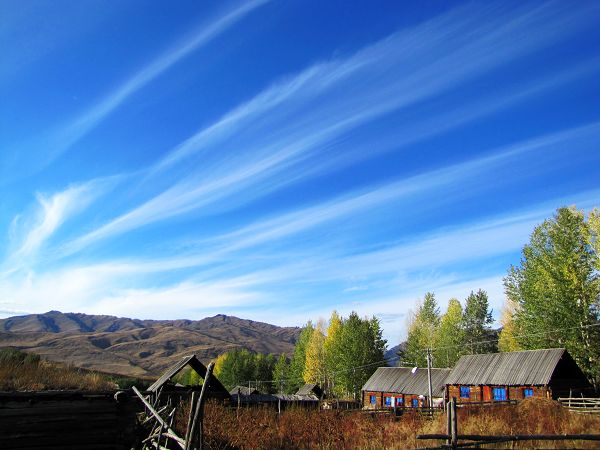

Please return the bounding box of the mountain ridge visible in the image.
[0,311,301,377]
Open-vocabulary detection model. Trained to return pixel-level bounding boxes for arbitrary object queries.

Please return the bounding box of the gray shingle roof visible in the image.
[296,384,322,397]
[362,367,451,397]
[444,348,566,386]
[230,386,259,396]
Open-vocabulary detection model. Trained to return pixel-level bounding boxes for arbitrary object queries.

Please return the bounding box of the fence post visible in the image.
[185,362,215,450]
[451,397,458,449]
[184,391,198,448]
[446,400,452,447]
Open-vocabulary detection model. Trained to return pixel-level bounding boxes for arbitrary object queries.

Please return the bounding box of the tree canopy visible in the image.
[502,206,600,388]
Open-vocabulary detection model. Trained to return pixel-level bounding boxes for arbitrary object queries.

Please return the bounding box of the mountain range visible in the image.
[0,311,301,378]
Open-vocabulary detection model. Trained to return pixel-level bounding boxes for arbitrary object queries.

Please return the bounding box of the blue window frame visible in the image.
[396,396,404,406]
[493,387,507,401]
[370,395,376,405]
[411,398,419,408]
[460,386,470,398]
[523,388,534,398]
[384,396,392,406]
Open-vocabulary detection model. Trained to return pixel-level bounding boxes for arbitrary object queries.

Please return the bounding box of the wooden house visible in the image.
[444,348,592,404]
[362,367,451,410]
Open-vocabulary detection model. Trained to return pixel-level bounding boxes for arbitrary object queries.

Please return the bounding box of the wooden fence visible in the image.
[418,397,600,449]
[558,397,600,415]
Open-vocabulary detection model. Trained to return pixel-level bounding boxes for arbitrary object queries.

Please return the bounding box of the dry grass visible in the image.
[0,348,115,391]
[175,398,600,449]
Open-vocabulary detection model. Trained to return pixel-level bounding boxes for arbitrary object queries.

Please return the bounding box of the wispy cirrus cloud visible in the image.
[4,177,119,272]
[56,2,600,254]
[20,0,270,171]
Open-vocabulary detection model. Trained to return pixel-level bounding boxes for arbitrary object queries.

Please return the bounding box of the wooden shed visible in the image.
[296,383,323,398]
[444,348,592,404]
[362,367,451,410]
[230,385,260,396]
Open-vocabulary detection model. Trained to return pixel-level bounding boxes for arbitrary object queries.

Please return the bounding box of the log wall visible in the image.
[0,391,140,450]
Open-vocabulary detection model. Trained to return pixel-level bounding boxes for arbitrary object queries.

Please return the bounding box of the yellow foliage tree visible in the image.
[303,320,326,385]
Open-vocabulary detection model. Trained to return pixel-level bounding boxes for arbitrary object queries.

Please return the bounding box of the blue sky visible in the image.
[1,0,599,343]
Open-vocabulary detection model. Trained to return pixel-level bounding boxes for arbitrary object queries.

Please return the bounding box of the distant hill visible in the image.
[0,311,300,378]
[384,344,401,366]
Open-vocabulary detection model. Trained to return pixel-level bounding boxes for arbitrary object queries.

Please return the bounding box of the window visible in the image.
[370,395,376,405]
[460,386,470,398]
[396,396,404,406]
[411,398,419,408]
[523,388,534,398]
[493,387,507,401]
[384,396,392,406]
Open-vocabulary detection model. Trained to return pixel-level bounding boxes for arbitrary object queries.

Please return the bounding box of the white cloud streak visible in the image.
[58,2,600,253]
[4,177,118,272]
[45,0,270,163]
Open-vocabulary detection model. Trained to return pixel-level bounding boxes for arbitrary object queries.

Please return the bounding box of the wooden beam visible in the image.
[132,386,185,450]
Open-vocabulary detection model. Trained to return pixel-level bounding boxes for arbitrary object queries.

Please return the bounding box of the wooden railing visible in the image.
[558,397,600,415]
[418,397,600,449]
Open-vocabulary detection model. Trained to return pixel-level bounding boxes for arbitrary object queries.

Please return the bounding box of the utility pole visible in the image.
[426,348,433,408]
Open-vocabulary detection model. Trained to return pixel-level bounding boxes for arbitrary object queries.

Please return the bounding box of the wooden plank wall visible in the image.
[447,385,548,404]
[0,391,140,450]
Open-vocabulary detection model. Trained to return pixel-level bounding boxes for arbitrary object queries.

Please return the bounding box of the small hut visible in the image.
[444,348,592,404]
[296,383,323,399]
[230,386,260,396]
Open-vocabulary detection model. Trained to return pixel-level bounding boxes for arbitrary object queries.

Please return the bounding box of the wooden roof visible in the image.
[444,348,571,386]
[295,383,322,397]
[147,355,228,396]
[230,386,260,396]
[362,367,451,397]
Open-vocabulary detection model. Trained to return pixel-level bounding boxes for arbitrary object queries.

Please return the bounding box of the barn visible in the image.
[444,348,592,404]
[362,367,451,410]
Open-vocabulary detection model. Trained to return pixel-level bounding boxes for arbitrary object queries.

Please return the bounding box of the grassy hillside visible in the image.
[0,348,146,391]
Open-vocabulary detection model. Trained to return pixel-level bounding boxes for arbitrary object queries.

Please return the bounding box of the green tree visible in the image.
[215,348,256,390]
[504,206,600,388]
[463,289,496,354]
[288,322,314,393]
[335,312,387,399]
[434,298,466,367]
[273,354,289,394]
[254,353,276,393]
[401,292,440,367]
[324,311,343,396]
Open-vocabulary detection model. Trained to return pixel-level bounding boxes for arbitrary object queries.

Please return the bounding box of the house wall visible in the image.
[447,385,549,404]
[363,391,434,409]
[363,391,382,409]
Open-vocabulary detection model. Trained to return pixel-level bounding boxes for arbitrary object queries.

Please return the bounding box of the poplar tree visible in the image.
[434,298,465,367]
[273,354,289,393]
[401,292,440,367]
[336,312,386,399]
[503,206,600,388]
[288,322,314,392]
[498,298,521,352]
[324,311,343,395]
[303,322,326,385]
[463,289,496,354]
